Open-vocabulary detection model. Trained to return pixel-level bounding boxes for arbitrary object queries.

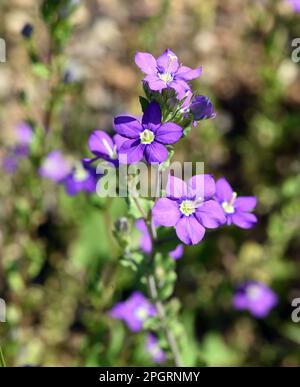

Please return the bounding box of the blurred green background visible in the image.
[0,0,300,366]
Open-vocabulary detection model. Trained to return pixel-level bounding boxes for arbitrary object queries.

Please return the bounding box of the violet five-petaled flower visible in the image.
[110,291,156,332]
[135,49,202,99]
[114,101,183,164]
[146,334,166,363]
[152,175,226,245]
[136,219,184,260]
[233,281,278,318]
[63,162,97,196]
[215,178,257,229]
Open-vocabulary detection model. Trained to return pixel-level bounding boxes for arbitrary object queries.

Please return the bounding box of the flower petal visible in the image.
[155,122,183,145]
[113,134,128,151]
[166,175,188,199]
[113,116,142,139]
[170,79,189,99]
[188,174,216,200]
[234,196,257,212]
[135,52,157,75]
[196,200,226,229]
[169,244,184,260]
[119,139,145,164]
[175,65,202,81]
[144,75,166,91]
[175,216,205,245]
[88,130,114,157]
[142,101,162,130]
[136,219,152,254]
[232,212,257,229]
[156,49,179,73]
[215,178,233,203]
[152,198,181,227]
[144,142,168,163]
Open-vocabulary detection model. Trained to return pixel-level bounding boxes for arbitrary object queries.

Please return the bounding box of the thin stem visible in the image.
[0,344,6,367]
[130,190,183,366]
[146,274,183,367]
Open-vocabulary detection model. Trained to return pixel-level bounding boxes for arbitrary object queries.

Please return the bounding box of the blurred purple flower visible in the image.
[110,291,156,332]
[215,178,257,229]
[85,130,126,167]
[2,154,18,173]
[63,162,97,196]
[135,49,202,99]
[287,0,300,12]
[136,218,184,259]
[190,95,216,121]
[233,281,278,318]
[152,175,226,245]
[15,122,34,146]
[146,334,166,363]
[114,102,182,164]
[39,150,72,182]
[2,122,34,173]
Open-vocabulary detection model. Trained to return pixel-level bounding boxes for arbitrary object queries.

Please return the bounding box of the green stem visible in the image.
[0,344,6,367]
[131,194,183,366]
[146,274,183,367]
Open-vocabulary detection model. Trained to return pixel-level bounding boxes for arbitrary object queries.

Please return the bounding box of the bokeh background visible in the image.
[0,0,300,366]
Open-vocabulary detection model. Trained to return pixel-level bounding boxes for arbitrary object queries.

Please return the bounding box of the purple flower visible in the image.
[233,281,278,318]
[2,154,18,173]
[85,130,126,167]
[110,291,156,332]
[190,96,216,121]
[39,150,72,182]
[15,122,34,146]
[287,0,300,12]
[63,162,97,196]
[152,175,226,245]
[2,122,34,173]
[114,102,183,164]
[146,334,166,363]
[136,218,184,259]
[215,178,257,229]
[135,49,202,99]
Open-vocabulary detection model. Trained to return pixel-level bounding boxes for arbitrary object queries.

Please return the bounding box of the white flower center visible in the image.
[247,285,262,300]
[140,129,155,144]
[179,200,196,216]
[135,306,148,321]
[73,165,89,182]
[222,192,237,214]
[159,72,173,83]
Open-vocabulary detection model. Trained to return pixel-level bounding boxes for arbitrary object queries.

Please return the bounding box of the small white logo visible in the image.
[291,297,300,323]
[291,38,300,63]
[0,38,6,63]
[0,298,6,322]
